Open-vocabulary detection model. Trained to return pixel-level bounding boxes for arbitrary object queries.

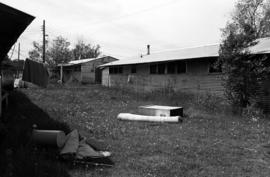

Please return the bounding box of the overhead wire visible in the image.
[17,0,181,59]
[12,48,28,59]
[38,0,179,38]
[73,0,178,31]
[9,44,16,59]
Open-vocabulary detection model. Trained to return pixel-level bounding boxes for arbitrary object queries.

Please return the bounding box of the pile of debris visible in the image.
[32,127,113,167]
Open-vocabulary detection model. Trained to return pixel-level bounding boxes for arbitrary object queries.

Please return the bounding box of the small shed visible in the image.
[59,56,118,84]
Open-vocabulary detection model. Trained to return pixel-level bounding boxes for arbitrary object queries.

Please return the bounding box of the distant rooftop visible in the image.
[69,58,97,65]
[101,37,270,67]
[59,56,114,67]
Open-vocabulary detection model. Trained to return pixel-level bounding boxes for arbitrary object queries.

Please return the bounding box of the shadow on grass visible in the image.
[0,90,71,177]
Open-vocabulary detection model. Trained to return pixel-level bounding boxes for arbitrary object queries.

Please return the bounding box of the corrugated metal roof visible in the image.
[101,37,270,67]
[101,44,219,67]
[59,56,111,67]
[69,58,97,64]
[249,37,270,54]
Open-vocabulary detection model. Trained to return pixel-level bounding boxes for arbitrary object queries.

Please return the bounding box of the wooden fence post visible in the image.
[60,64,63,83]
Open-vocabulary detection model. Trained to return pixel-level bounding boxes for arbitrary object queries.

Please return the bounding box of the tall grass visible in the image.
[138,90,229,114]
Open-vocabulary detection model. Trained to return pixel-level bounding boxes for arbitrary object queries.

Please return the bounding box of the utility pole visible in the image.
[17,43,20,61]
[42,20,46,63]
[17,43,20,78]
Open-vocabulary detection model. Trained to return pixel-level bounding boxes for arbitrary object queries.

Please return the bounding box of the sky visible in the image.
[2,0,237,60]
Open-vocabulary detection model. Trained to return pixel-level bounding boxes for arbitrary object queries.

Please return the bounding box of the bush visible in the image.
[242,104,265,121]
[194,92,227,113]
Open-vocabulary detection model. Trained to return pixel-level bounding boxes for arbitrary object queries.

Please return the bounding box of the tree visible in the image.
[48,36,72,65]
[72,40,101,60]
[28,41,43,62]
[218,0,270,108]
[29,36,72,67]
[28,36,102,67]
[28,40,51,64]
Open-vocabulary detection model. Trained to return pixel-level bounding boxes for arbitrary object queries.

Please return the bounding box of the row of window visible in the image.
[109,66,123,74]
[109,60,221,74]
[150,61,187,74]
[109,62,186,75]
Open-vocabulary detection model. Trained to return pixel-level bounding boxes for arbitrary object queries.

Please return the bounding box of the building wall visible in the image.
[102,59,224,95]
[62,64,81,83]
[81,62,95,83]
[102,67,110,87]
[63,70,81,82]
[81,56,118,84]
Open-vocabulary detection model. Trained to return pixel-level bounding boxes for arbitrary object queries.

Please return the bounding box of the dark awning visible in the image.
[0,2,35,62]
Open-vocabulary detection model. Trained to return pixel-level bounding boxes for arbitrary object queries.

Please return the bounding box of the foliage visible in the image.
[218,0,270,108]
[48,36,72,66]
[242,103,265,121]
[28,36,102,67]
[28,37,71,67]
[28,41,49,63]
[28,41,42,61]
[72,40,101,60]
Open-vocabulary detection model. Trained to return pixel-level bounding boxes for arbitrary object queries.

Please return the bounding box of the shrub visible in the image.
[242,104,265,121]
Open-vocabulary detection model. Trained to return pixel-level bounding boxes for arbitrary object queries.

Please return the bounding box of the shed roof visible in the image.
[101,37,270,67]
[69,58,97,65]
[59,56,114,67]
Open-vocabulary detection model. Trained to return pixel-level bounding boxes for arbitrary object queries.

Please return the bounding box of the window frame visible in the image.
[131,65,137,74]
[109,66,123,74]
[150,64,157,74]
[157,63,166,74]
[176,61,187,74]
[167,62,176,74]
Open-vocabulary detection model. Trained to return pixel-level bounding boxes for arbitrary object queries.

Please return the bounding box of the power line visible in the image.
[9,44,16,59]
[87,0,178,26]
[15,0,182,61]
[36,0,178,38]
[12,48,28,59]
[19,34,42,44]
[24,1,178,46]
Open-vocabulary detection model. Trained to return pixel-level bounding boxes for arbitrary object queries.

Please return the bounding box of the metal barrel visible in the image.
[32,130,66,148]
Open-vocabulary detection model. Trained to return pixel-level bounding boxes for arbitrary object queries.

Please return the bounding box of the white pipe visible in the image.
[117,113,180,123]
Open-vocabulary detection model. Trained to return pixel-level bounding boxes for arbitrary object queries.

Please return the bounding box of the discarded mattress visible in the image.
[117,113,180,123]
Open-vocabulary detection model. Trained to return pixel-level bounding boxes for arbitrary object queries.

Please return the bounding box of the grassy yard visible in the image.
[1,84,270,177]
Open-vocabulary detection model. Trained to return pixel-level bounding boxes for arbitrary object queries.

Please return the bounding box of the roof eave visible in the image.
[100,55,219,67]
[0,2,35,61]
